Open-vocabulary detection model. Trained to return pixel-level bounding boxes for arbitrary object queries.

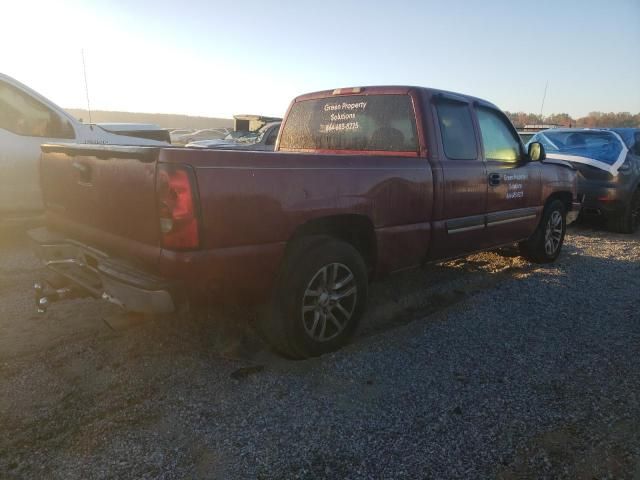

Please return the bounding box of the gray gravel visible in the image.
[0,223,639,479]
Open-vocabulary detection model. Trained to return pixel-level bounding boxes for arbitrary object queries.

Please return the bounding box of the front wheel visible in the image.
[260,236,368,359]
[519,200,567,264]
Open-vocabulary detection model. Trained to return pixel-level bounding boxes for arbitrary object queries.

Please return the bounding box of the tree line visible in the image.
[505,111,640,129]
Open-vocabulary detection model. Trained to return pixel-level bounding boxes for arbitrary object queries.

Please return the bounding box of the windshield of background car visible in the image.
[518,132,534,144]
[533,130,624,166]
[279,94,419,153]
[236,131,260,144]
[223,131,250,140]
[248,124,276,143]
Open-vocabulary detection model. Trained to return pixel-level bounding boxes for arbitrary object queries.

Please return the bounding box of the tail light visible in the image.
[156,164,200,249]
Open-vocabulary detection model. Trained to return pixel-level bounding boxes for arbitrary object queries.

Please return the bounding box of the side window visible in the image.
[0,81,74,139]
[476,108,520,162]
[435,101,477,160]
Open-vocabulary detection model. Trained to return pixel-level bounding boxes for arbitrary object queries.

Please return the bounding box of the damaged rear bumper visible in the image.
[29,227,175,314]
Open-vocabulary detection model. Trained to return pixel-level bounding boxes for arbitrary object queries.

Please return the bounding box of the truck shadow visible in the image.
[5,224,635,368]
[134,236,640,377]
[151,243,561,363]
[167,221,638,364]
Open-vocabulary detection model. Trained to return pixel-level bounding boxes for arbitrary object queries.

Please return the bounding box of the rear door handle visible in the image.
[489,173,501,186]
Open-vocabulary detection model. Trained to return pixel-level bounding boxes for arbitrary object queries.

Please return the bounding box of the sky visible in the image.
[1,0,638,119]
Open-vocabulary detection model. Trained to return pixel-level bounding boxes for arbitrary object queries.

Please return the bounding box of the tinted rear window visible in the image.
[279,94,418,152]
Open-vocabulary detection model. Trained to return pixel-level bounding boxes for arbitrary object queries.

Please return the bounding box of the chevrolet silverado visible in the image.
[30,86,579,358]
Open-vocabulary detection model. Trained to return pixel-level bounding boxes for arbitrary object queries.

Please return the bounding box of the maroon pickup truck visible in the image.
[30,86,579,358]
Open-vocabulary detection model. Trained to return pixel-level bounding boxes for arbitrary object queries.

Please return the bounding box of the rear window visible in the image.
[279,94,418,153]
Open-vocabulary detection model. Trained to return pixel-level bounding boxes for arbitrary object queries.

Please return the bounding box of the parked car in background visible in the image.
[184,130,247,148]
[517,125,562,145]
[0,73,170,222]
[169,128,194,143]
[529,128,640,233]
[173,128,230,144]
[186,122,281,151]
[517,131,535,144]
[30,85,578,358]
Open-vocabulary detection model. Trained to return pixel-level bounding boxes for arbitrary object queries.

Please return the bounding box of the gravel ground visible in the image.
[0,223,639,479]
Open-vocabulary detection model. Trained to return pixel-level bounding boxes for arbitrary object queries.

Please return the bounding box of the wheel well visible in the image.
[288,215,376,272]
[546,191,572,213]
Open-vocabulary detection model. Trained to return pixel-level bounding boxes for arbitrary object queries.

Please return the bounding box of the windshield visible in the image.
[234,131,260,144]
[518,132,535,144]
[279,94,419,153]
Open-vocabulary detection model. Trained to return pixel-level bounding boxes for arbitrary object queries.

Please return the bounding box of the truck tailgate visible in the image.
[40,144,162,267]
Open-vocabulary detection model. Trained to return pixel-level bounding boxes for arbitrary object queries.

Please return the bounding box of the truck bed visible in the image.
[38,144,434,304]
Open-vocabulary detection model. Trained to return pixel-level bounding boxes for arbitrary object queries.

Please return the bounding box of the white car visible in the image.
[0,73,170,219]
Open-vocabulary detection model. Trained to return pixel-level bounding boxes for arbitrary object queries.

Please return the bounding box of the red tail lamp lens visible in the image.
[156,165,200,249]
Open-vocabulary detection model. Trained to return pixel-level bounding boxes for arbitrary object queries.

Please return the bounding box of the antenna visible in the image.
[81,49,93,127]
[539,80,549,122]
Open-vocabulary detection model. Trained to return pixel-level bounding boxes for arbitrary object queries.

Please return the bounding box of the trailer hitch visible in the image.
[34,282,84,314]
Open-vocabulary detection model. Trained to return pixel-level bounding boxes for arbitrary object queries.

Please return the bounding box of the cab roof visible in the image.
[293,85,500,111]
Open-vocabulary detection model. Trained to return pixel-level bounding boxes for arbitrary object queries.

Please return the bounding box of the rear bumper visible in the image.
[578,178,632,216]
[29,227,175,314]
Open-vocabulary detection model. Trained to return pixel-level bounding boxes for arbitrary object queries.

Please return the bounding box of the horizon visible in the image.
[64,105,639,119]
[2,0,639,118]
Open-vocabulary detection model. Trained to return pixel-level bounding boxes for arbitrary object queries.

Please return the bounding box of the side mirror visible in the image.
[528,141,546,162]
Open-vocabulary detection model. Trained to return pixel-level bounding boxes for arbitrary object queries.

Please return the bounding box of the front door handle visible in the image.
[488,173,501,186]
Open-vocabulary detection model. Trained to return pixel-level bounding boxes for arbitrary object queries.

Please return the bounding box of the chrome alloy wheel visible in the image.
[302,263,357,342]
[544,210,563,256]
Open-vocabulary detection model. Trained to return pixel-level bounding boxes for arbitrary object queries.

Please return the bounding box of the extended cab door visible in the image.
[475,106,541,245]
[427,97,488,260]
[0,79,76,215]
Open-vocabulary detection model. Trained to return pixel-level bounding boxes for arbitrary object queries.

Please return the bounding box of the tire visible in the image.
[607,188,640,234]
[259,235,368,359]
[519,199,567,264]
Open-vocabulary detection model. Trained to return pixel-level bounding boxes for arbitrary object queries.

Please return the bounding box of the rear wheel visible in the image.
[259,236,368,359]
[519,200,566,264]
[607,188,640,234]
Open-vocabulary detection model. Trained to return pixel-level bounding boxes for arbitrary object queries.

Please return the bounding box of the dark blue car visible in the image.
[530,128,640,233]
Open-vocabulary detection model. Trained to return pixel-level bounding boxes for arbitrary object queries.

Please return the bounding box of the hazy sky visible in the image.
[1,0,638,119]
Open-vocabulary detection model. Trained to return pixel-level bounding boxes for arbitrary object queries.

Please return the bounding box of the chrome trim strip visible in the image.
[448,224,486,234]
[487,214,536,227]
